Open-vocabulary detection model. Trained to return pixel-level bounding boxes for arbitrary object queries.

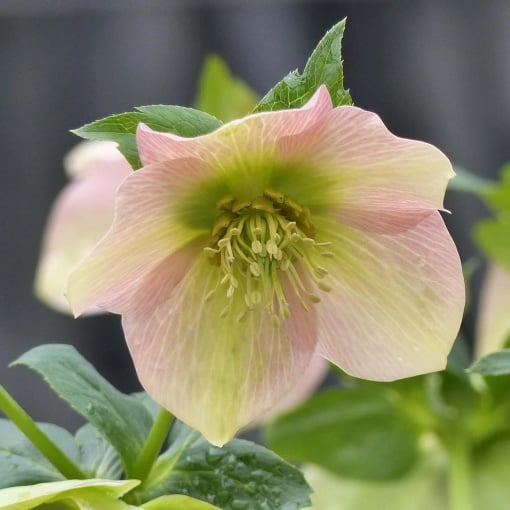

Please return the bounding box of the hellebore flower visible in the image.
[34,141,131,313]
[68,86,464,445]
[476,264,510,357]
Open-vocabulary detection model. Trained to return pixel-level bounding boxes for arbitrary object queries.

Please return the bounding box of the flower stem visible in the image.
[129,407,173,480]
[446,434,473,510]
[0,385,86,479]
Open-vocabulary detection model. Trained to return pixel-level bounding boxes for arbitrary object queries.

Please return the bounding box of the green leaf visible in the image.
[474,435,510,510]
[265,387,421,480]
[132,392,161,420]
[72,106,222,169]
[254,19,352,112]
[0,479,139,510]
[142,495,220,510]
[480,163,510,213]
[12,344,153,478]
[468,349,510,376]
[133,421,311,510]
[195,55,259,122]
[473,218,510,270]
[75,424,122,479]
[448,166,494,195]
[303,455,446,510]
[0,419,79,488]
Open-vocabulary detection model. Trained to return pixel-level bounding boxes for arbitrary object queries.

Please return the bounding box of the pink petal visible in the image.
[136,86,333,197]
[258,356,328,422]
[476,264,510,357]
[120,253,318,446]
[64,140,128,179]
[315,212,464,380]
[67,158,209,316]
[276,106,454,233]
[34,142,131,314]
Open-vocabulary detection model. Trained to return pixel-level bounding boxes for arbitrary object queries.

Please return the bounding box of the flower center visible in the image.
[204,188,332,325]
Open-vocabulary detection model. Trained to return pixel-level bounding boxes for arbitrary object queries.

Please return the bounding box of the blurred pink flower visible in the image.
[68,86,464,445]
[476,264,510,357]
[34,141,131,313]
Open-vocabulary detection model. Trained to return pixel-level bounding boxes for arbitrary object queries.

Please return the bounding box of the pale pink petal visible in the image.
[64,140,128,179]
[276,106,454,233]
[315,212,464,380]
[476,264,510,357]
[258,356,328,422]
[136,86,333,198]
[34,142,131,314]
[67,158,210,316]
[120,252,318,446]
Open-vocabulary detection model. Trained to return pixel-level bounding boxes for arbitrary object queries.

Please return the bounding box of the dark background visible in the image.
[1,0,508,429]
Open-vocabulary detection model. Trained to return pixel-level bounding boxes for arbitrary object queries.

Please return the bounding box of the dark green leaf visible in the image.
[132,421,311,510]
[265,387,421,480]
[75,424,122,479]
[195,55,259,122]
[12,344,153,477]
[0,419,78,488]
[469,349,510,376]
[72,106,222,169]
[254,19,352,112]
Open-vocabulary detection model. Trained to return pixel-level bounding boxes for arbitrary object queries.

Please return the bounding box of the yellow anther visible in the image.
[249,261,261,277]
[211,212,236,238]
[251,240,263,254]
[231,197,252,213]
[206,189,329,322]
[263,188,285,204]
[307,293,321,304]
[216,195,236,211]
[282,196,303,219]
[251,196,275,213]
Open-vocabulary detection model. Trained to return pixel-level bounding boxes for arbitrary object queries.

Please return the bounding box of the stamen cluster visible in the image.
[204,188,332,325]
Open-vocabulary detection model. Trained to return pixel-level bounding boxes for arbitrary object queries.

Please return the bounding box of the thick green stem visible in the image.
[0,385,86,479]
[447,435,473,510]
[129,407,173,480]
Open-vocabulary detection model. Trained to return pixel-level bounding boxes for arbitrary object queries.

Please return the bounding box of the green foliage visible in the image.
[481,163,510,213]
[303,456,447,510]
[0,479,139,510]
[471,163,510,268]
[133,420,311,509]
[195,55,259,122]
[469,349,510,376]
[12,344,153,478]
[254,19,352,112]
[0,419,78,488]
[2,345,311,510]
[75,424,122,479]
[265,387,421,480]
[141,495,221,509]
[448,166,494,194]
[473,435,510,510]
[72,106,222,169]
[474,218,510,270]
